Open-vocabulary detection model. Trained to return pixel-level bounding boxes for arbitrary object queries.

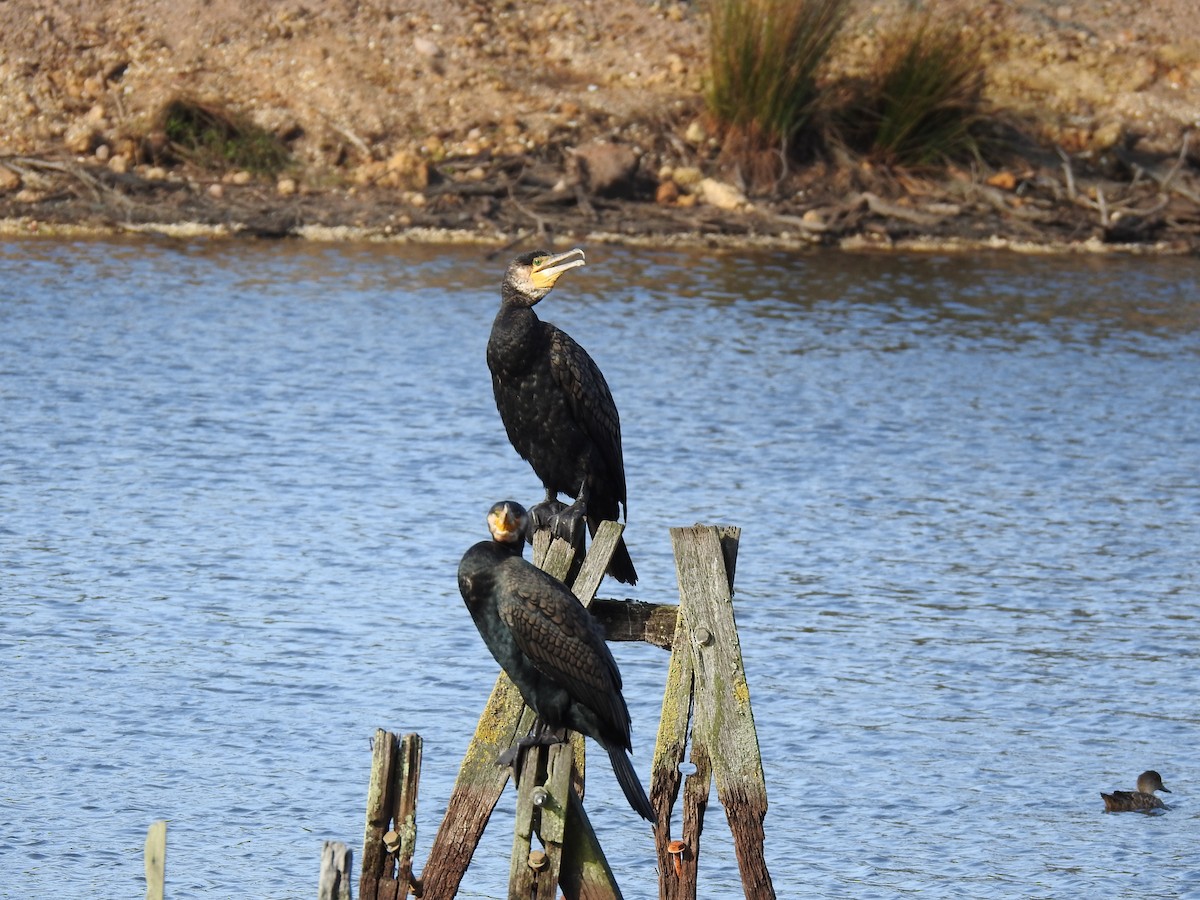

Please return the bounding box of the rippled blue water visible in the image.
[2,238,1198,898]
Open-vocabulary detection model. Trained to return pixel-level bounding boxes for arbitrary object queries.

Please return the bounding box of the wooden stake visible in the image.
[144,819,166,900]
[361,729,396,900]
[319,840,353,900]
[669,525,774,900]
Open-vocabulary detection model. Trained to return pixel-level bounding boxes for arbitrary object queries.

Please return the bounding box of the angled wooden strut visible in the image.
[415,523,629,900]
[651,525,774,900]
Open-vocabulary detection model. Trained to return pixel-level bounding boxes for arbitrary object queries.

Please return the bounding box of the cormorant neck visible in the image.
[493,539,525,559]
[501,282,542,309]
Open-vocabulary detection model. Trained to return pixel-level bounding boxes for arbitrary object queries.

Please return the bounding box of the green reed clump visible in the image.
[856,15,985,167]
[706,0,850,157]
[160,98,292,176]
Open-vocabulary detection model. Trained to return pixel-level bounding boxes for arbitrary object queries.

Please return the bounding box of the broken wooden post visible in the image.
[319,840,353,900]
[360,730,423,900]
[144,819,166,900]
[651,525,774,900]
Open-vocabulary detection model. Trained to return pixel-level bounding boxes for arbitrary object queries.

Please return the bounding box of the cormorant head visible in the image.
[486,500,529,548]
[502,248,586,306]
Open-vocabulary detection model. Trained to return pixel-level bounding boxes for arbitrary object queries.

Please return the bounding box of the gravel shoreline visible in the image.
[3,0,1198,253]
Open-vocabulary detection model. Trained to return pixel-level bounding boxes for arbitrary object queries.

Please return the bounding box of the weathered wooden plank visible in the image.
[669,525,774,900]
[144,819,166,900]
[393,733,422,894]
[591,598,678,649]
[507,733,579,899]
[570,520,624,607]
[319,840,353,900]
[560,786,624,900]
[675,738,712,900]
[537,734,578,886]
[360,729,396,900]
[508,736,546,898]
[650,606,694,900]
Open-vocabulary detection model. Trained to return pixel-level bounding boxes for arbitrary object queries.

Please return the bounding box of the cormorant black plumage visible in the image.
[457,500,654,823]
[487,248,637,585]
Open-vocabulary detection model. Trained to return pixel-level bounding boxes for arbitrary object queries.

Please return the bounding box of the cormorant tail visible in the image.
[607,745,655,823]
[606,534,638,586]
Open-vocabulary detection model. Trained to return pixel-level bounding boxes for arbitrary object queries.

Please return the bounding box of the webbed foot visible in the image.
[496,722,569,777]
[529,497,587,553]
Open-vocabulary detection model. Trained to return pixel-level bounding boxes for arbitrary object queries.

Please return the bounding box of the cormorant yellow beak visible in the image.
[487,502,525,544]
[530,248,586,290]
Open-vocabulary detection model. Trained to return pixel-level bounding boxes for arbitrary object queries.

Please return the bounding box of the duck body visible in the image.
[1101,770,1171,812]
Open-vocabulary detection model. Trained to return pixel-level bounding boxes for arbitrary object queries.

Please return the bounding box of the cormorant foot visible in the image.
[528,498,569,543]
[496,725,570,777]
[528,498,587,558]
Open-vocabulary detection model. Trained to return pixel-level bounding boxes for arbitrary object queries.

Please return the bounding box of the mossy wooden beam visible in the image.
[650,607,698,900]
[507,733,581,898]
[591,598,679,649]
[393,733,422,894]
[560,786,625,900]
[360,730,395,900]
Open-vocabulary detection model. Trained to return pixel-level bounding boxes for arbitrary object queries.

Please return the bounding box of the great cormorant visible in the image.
[487,248,637,585]
[457,500,655,823]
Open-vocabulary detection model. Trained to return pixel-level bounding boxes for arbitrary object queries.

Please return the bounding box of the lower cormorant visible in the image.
[457,500,654,823]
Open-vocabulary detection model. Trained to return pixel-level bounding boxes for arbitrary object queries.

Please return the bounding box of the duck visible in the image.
[1101,770,1171,812]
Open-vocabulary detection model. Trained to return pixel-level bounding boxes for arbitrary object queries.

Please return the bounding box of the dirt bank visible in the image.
[2,0,1198,252]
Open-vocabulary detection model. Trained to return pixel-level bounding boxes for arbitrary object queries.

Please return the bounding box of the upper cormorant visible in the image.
[1101,770,1171,812]
[457,499,655,823]
[487,248,637,585]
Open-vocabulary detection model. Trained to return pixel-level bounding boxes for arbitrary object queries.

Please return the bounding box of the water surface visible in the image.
[2,238,1199,898]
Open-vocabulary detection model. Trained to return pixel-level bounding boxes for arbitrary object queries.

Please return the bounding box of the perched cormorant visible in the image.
[1101,770,1171,812]
[457,500,655,823]
[487,248,637,585]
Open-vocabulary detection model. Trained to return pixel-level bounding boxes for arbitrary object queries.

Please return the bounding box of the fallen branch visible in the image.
[860,191,945,226]
[1056,146,1077,200]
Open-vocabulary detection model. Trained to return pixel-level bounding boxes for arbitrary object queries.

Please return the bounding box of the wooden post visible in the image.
[144,819,166,900]
[319,841,353,900]
[361,729,395,900]
[559,788,624,900]
[650,610,701,900]
[392,733,423,894]
[361,730,424,899]
[658,525,774,900]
